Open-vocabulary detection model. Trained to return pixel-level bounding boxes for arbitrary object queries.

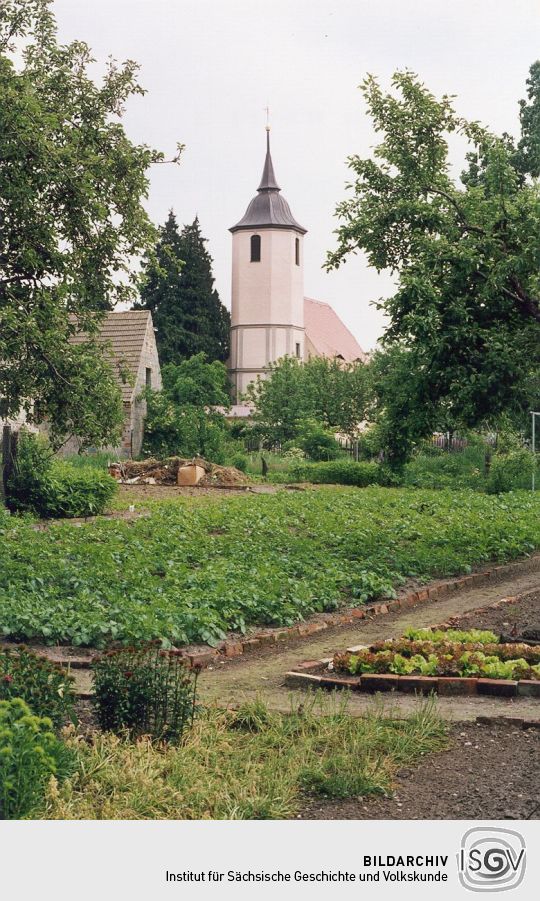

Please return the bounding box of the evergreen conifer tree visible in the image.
[137,212,230,364]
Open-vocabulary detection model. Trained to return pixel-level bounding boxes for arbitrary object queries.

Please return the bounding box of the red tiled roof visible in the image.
[304,297,367,363]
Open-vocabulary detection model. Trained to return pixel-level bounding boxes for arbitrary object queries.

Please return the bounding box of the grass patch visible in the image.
[1,487,540,646]
[43,697,448,819]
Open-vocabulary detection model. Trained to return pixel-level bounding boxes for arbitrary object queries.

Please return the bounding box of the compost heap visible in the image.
[109,456,250,488]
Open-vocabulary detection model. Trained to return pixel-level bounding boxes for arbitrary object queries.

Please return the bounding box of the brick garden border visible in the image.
[180,555,540,669]
[285,589,540,700]
[284,665,540,699]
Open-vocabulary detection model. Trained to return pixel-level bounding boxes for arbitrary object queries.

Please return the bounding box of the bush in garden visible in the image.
[486,449,536,494]
[295,420,341,461]
[4,431,52,512]
[289,459,398,487]
[403,444,486,490]
[7,432,117,518]
[36,461,118,517]
[0,698,74,819]
[229,453,248,473]
[93,644,198,742]
[0,647,76,729]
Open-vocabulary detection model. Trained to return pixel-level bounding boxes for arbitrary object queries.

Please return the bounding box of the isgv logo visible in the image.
[458,827,526,893]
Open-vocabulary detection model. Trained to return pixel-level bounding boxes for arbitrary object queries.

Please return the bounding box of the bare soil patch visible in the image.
[118,482,252,502]
[299,720,540,820]
[444,591,540,636]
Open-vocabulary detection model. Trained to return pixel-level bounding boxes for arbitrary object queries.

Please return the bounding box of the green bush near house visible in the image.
[294,420,341,461]
[403,445,487,490]
[7,433,117,518]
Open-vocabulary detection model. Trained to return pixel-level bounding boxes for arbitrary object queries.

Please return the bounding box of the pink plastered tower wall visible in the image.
[229,129,307,401]
[230,227,305,398]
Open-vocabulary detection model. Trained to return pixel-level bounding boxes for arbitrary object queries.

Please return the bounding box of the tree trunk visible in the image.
[1,426,18,508]
[1,425,11,506]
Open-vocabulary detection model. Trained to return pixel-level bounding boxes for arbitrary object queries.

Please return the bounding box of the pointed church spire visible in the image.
[230,123,306,234]
[257,127,281,192]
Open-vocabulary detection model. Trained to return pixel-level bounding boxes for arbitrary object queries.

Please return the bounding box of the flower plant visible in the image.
[93,644,198,742]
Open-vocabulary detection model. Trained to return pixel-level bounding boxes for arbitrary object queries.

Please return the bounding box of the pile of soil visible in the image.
[109,456,250,488]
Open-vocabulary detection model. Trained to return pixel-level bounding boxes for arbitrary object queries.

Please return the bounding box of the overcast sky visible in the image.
[52,0,540,350]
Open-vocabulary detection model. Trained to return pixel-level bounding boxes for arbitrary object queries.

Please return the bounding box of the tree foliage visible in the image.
[246,355,371,444]
[137,213,230,365]
[143,353,231,459]
[327,68,540,464]
[0,0,171,447]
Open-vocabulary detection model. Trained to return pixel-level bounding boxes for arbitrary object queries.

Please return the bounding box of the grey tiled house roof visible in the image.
[69,311,153,403]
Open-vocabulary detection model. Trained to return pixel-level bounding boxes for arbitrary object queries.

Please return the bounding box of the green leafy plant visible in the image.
[7,433,117,518]
[338,638,540,680]
[289,459,398,487]
[404,444,487,490]
[0,698,73,819]
[403,628,499,644]
[229,453,248,473]
[295,420,341,461]
[142,354,231,460]
[0,647,76,728]
[93,644,198,742]
[486,449,536,494]
[0,487,540,647]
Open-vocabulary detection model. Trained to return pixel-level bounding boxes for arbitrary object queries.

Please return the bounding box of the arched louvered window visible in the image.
[295,237,300,266]
[250,234,261,262]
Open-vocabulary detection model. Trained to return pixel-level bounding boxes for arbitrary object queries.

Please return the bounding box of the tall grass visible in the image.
[63,452,112,471]
[44,696,447,820]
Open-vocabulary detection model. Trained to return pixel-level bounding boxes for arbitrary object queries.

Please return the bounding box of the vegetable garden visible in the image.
[335,629,540,682]
[1,487,540,648]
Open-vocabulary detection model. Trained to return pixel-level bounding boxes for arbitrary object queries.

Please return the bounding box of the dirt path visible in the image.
[199,556,540,722]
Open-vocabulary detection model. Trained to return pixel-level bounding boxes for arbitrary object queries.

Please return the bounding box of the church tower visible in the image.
[229,128,307,400]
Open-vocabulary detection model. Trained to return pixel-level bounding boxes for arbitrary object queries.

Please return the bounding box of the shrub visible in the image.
[5,431,52,512]
[290,459,398,487]
[0,647,76,728]
[229,453,248,473]
[281,446,305,462]
[486,449,536,494]
[7,433,117,518]
[357,423,385,460]
[403,444,486,490]
[0,698,73,819]
[93,644,198,742]
[295,420,341,461]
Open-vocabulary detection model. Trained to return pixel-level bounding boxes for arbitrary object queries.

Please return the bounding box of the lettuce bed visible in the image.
[335,629,540,681]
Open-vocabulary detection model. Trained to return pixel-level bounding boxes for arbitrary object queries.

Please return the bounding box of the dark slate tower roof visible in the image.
[230,129,307,234]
